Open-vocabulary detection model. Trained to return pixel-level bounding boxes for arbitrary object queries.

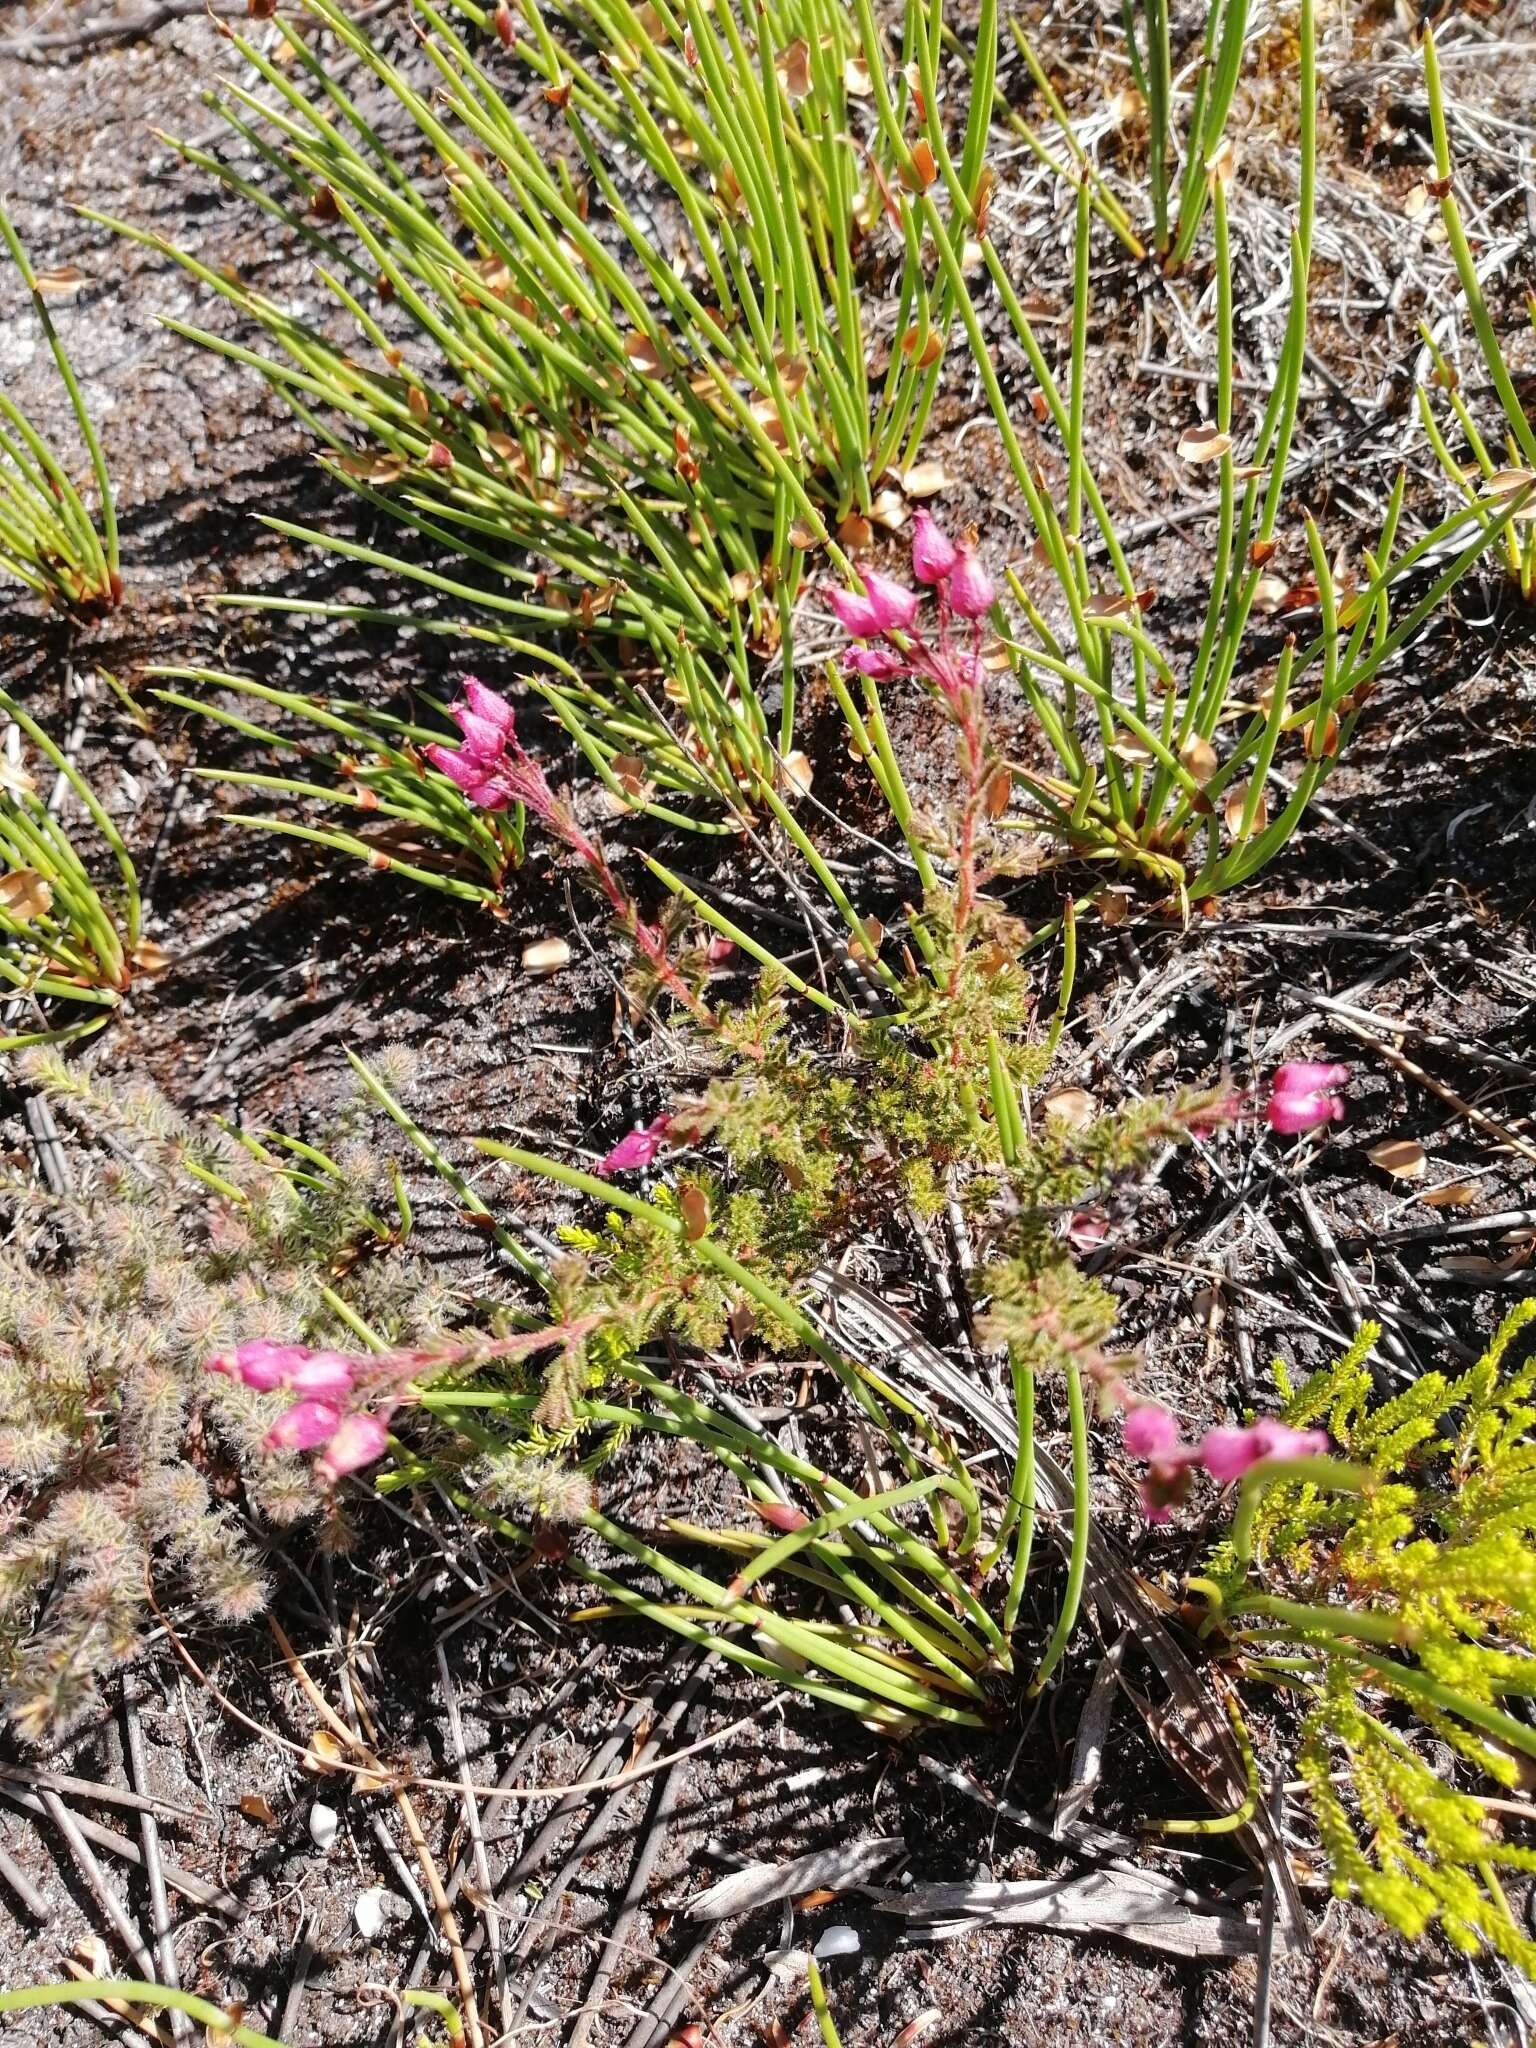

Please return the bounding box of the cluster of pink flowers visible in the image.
[207,1340,390,1484]
[1265,1061,1350,1135]
[424,679,711,1025]
[424,679,591,846]
[828,511,996,705]
[1121,1399,1329,1522]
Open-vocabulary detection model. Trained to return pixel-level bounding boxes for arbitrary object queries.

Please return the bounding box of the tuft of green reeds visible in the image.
[108,0,1517,927]
[0,687,140,1050]
[1416,28,1536,601]
[0,202,120,619]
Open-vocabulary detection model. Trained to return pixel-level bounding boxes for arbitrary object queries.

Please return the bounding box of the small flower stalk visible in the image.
[424,679,711,1024]
[828,520,1002,953]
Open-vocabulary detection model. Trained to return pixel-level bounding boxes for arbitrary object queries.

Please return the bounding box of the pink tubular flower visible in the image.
[263,1397,342,1454]
[599,1115,671,1174]
[283,1351,357,1400]
[946,545,996,620]
[317,1413,390,1483]
[1198,1419,1329,1483]
[1250,1419,1331,1464]
[911,508,958,585]
[206,1339,311,1392]
[1196,1426,1261,1484]
[1122,1402,1182,1460]
[828,569,920,639]
[842,645,908,680]
[1265,1060,1350,1136]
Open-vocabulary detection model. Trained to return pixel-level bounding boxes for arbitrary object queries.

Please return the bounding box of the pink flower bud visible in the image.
[208,1340,311,1392]
[828,569,920,639]
[910,508,958,585]
[599,1115,671,1174]
[1266,1087,1345,1135]
[263,1398,341,1454]
[1272,1062,1351,1094]
[284,1351,357,1399]
[460,678,516,735]
[317,1413,390,1482]
[705,936,737,966]
[842,645,907,680]
[1122,1402,1181,1460]
[946,545,995,619]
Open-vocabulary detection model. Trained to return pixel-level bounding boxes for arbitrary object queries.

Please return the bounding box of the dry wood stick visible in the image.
[123,1686,189,2043]
[40,1787,158,1982]
[1321,1011,1536,1165]
[0,1786,233,1913]
[0,1837,47,1921]
[436,1642,507,2039]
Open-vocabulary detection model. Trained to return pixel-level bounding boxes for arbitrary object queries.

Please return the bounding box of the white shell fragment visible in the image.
[521,936,571,974]
[308,1802,338,1852]
[812,1924,861,1961]
[354,1886,397,1939]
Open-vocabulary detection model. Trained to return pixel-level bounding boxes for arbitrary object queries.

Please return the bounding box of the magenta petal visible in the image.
[860,569,920,633]
[317,1413,389,1480]
[1272,1061,1350,1094]
[228,1340,311,1392]
[910,508,958,585]
[1122,1402,1182,1460]
[1247,1421,1329,1464]
[460,678,516,734]
[1266,1088,1340,1135]
[452,708,507,763]
[599,1116,670,1173]
[285,1351,357,1399]
[263,1397,341,1453]
[1198,1425,1263,1484]
[947,546,996,619]
[827,585,884,639]
[843,646,907,680]
[425,741,482,793]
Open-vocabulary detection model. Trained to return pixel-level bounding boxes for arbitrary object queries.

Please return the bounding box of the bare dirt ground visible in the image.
[1,0,1535,2043]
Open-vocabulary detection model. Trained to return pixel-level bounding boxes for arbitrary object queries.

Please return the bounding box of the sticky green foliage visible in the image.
[1212,1302,1536,1970]
[0,1049,447,1739]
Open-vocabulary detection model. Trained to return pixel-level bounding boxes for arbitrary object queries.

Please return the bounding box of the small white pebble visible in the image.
[307,1803,338,1852]
[354,1886,395,1939]
[813,1925,860,1961]
[521,936,571,974]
